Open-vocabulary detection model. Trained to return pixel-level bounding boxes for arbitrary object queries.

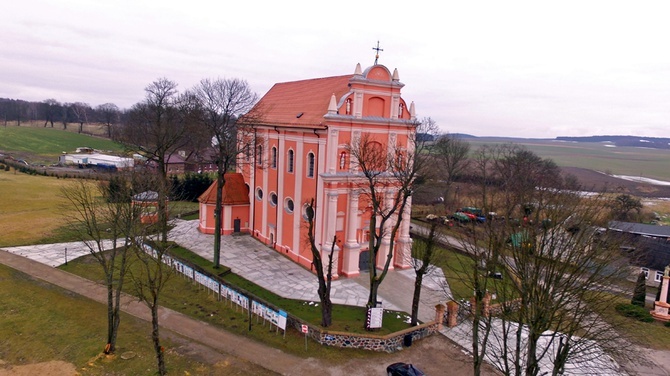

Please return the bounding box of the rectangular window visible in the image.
[656,271,663,282]
[641,267,649,279]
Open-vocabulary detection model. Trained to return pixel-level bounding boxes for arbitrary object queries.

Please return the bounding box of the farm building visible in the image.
[58,153,133,170]
[609,220,670,286]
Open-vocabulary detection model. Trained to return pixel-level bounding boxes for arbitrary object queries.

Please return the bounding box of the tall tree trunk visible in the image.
[410,273,423,325]
[106,281,115,353]
[213,162,225,268]
[151,302,166,375]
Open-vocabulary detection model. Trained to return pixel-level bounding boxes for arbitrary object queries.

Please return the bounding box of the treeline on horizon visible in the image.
[0,97,125,137]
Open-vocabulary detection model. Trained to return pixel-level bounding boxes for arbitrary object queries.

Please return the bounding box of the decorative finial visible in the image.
[372,41,383,65]
[354,63,363,75]
[328,93,337,114]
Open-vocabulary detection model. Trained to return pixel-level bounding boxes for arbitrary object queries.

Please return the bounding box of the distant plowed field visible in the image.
[562,167,670,198]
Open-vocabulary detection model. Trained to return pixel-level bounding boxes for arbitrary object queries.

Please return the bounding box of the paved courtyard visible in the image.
[1,219,451,323]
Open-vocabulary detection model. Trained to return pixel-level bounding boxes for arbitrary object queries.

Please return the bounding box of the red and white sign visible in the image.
[301,324,308,333]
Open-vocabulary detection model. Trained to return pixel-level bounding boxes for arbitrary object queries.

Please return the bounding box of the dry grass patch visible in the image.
[0,171,82,247]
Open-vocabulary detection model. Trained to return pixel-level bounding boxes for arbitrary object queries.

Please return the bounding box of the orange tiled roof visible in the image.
[249,75,353,127]
[198,173,249,205]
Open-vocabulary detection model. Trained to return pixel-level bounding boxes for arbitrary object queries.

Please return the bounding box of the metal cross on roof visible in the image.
[372,41,383,65]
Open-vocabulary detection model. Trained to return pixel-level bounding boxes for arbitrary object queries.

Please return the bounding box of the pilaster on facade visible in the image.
[394,196,413,269]
[354,91,363,118]
[390,94,400,119]
[326,129,339,174]
[342,190,361,277]
[322,191,340,278]
[376,190,396,271]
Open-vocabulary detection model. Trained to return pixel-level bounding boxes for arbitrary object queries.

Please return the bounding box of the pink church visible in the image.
[199,62,416,278]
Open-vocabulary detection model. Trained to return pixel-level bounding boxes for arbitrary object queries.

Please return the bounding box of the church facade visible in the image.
[199,62,417,278]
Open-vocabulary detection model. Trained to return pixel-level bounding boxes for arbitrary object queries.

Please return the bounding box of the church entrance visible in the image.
[233,218,241,233]
[359,250,370,271]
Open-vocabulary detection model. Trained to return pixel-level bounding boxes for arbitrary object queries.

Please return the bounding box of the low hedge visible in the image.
[615,303,654,323]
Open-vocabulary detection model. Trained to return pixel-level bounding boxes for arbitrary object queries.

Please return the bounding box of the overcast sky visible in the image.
[3,0,670,138]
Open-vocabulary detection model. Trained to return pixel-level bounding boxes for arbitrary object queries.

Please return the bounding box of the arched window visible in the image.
[339,151,347,169]
[271,146,277,169]
[287,149,294,173]
[256,145,263,166]
[307,152,315,178]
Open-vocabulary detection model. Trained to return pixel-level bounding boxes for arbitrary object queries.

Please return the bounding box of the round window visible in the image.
[255,187,263,200]
[285,198,294,213]
[270,192,278,206]
[302,203,313,220]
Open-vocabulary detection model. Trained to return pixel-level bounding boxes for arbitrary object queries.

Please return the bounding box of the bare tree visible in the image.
[119,78,197,243]
[190,78,258,268]
[610,194,642,221]
[60,176,140,354]
[96,103,121,138]
[130,239,173,376]
[348,119,436,308]
[128,172,175,376]
[303,199,336,327]
[61,102,70,129]
[432,131,471,211]
[42,99,59,127]
[70,102,91,133]
[450,145,631,376]
[409,214,442,325]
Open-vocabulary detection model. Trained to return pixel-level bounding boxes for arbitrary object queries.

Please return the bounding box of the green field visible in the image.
[0,125,125,164]
[0,170,201,247]
[465,137,670,182]
[0,169,79,247]
[0,263,272,375]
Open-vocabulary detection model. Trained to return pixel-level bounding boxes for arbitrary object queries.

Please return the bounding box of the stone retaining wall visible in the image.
[287,317,439,353]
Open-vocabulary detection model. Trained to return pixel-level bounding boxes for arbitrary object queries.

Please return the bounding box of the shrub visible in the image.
[665,321,670,328]
[615,303,654,323]
[631,272,647,307]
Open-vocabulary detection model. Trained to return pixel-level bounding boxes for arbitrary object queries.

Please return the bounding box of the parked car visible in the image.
[386,362,426,376]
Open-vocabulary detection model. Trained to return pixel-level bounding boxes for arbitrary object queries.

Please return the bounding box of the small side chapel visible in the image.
[199,61,417,278]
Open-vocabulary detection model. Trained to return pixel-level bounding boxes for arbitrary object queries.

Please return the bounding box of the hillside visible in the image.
[0,125,124,165]
[454,136,670,198]
[556,135,670,149]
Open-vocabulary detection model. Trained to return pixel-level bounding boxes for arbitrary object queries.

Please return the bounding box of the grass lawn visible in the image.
[0,263,270,375]
[600,294,670,350]
[60,247,408,362]
[0,169,81,247]
[0,169,202,247]
[0,125,125,164]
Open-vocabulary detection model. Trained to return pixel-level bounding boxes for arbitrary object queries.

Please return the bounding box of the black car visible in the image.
[386,362,426,376]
